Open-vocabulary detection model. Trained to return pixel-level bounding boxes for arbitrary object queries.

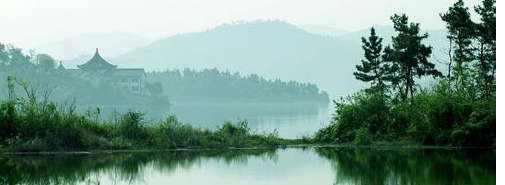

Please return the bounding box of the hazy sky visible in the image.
[1,0,481,49]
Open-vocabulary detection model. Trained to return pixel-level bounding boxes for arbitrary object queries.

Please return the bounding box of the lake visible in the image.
[79,102,333,139]
[0,147,495,185]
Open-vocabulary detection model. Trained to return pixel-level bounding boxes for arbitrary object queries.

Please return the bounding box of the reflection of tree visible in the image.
[315,147,495,185]
[0,149,278,185]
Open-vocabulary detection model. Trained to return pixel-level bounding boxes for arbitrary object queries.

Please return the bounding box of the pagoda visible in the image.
[77,48,117,74]
[64,48,147,94]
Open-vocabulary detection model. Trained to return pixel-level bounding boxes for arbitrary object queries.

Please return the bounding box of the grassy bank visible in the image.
[0,77,300,152]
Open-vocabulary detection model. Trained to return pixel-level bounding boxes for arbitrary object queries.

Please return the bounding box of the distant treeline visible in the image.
[315,0,495,147]
[148,68,329,103]
[0,43,168,106]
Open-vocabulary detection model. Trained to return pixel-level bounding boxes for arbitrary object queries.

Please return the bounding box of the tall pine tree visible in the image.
[440,0,475,91]
[474,0,496,97]
[384,14,441,99]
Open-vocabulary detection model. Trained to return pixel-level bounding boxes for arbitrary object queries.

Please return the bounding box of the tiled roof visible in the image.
[77,48,117,70]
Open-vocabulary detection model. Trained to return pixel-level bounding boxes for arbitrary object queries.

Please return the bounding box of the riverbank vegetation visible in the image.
[0,77,285,152]
[315,0,495,147]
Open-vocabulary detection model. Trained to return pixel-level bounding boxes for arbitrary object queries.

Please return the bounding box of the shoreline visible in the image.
[1,143,495,155]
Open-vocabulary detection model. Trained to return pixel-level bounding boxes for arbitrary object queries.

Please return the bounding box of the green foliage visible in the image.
[441,0,496,98]
[315,89,390,143]
[315,80,495,146]
[354,28,388,89]
[317,1,495,147]
[354,128,372,145]
[219,120,250,136]
[118,111,148,142]
[0,80,285,152]
[383,14,442,99]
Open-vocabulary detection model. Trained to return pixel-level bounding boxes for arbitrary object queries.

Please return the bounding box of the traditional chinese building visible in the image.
[64,49,146,94]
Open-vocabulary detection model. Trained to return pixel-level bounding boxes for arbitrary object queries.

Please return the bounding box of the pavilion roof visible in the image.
[77,49,117,70]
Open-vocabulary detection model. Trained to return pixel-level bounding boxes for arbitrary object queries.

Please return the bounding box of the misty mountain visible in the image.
[36,32,155,60]
[84,21,451,99]
[298,24,349,37]
[115,20,365,99]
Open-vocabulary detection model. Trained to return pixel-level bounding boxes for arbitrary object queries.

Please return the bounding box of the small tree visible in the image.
[354,27,389,91]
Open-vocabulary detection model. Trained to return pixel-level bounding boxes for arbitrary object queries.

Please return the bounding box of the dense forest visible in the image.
[315,0,495,147]
[0,43,168,106]
[148,68,329,102]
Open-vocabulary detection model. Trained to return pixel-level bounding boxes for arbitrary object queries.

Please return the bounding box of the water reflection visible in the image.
[0,148,495,185]
[0,149,278,185]
[78,102,332,139]
[315,147,496,185]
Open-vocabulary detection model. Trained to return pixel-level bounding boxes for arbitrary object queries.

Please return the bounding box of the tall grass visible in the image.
[0,76,284,152]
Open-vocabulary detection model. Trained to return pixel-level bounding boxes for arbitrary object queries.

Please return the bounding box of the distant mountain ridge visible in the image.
[298,24,349,37]
[58,21,449,99]
[114,20,364,98]
[36,32,155,60]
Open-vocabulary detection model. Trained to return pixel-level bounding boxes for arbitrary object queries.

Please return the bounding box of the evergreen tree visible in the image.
[440,0,475,91]
[353,28,388,90]
[474,0,496,97]
[384,14,441,99]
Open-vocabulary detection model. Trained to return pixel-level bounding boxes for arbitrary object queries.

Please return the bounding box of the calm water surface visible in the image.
[80,102,333,139]
[0,147,495,185]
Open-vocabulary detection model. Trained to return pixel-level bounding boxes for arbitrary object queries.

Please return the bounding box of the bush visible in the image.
[118,111,148,142]
[315,89,390,143]
[218,119,250,136]
[354,128,372,145]
[315,80,495,147]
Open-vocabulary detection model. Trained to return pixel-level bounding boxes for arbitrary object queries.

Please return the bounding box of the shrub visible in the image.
[118,111,148,142]
[315,80,495,147]
[218,119,250,136]
[354,127,372,145]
